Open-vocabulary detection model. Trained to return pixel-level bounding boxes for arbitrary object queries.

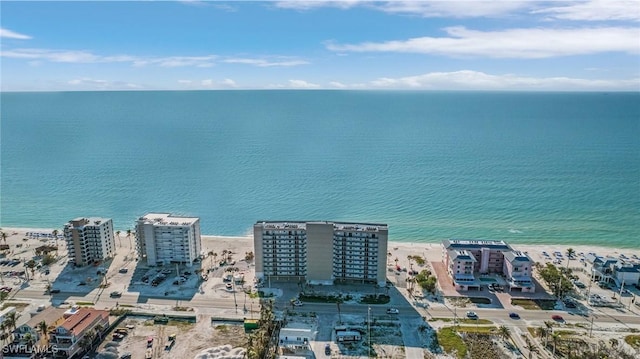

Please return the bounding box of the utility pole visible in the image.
[589,315,595,337]
[368,306,371,358]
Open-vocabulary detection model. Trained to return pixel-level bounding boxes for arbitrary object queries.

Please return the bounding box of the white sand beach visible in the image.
[2,226,637,274]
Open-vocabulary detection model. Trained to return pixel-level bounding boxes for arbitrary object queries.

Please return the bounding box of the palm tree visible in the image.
[551,332,560,356]
[24,332,34,346]
[609,338,618,349]
[116,230,121,248]
[566,248,575,271]
[5,311,19,332]
[543,320,554,346]
[0,231,6,244]
[498,325,511,342]
[38,321,48,344]
[524,337,538,359]
[535,326,547,345]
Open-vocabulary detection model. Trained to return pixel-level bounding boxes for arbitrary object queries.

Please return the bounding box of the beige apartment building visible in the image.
[63,217,115,266]
[442,239,535,292]
[135,213,202,266]
[254,221,388,286]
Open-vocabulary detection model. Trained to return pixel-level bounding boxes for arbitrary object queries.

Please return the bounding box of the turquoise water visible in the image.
[1,91,638,248]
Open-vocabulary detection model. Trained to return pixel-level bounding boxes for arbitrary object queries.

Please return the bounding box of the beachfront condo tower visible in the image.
[254,221,388,287]
[135,213,202,267]
[63,217,115,266]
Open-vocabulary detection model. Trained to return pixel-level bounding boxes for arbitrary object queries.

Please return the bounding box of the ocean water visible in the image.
[1,91,638,248]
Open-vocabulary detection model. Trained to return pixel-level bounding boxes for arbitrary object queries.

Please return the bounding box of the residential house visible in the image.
[49,308,109,358]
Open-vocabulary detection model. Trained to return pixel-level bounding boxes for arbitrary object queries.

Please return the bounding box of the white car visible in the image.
[292,300,303,307]
[386,308,399,314]
[466,311,478,319]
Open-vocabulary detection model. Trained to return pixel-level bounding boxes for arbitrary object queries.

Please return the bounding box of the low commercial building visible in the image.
[63,217,115,266]
[254,221,388,286]
[135,213,202,266]
[442,239,535,292]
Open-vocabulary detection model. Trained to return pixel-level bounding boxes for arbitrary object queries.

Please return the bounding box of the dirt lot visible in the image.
[96,315,247,359]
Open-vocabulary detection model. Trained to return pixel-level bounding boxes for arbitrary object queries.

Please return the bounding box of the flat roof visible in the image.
[443,239,512,250]
[139,213,199,226]
[256,221,387,231]
[448,249,477,262]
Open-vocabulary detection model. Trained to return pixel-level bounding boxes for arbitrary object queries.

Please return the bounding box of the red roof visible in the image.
[60,308,108,336]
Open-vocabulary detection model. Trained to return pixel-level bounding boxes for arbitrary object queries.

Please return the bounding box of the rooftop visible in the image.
[67,217,112,227]
[503,250,533,263]
[448,249,477,262]
[24,307,67,329]
[60,308,108,336]
[256,221,388,231]
[443,239,512,250]
[139,213,199,226]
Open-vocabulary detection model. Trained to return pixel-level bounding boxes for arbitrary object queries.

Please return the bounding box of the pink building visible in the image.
[442,239,535,292]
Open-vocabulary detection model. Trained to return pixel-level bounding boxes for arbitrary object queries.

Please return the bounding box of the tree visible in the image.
[25,260,37,280]
[38,320,48,344]
[4,311,19,332]
[551,332,560,356]
[0,231,6,244]
[566,248,575,271]
[245,251,254,262]
[116,230,121,247]
[498,325,510,342]
[524,337,538,359]
[609,338,618,349]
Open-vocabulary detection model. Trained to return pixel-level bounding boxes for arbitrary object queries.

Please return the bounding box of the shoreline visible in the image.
[2,226,638,263]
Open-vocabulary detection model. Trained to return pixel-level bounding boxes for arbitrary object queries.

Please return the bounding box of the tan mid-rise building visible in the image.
[254,221,388,286]
[63,217,115,266]
[135,213,202,266]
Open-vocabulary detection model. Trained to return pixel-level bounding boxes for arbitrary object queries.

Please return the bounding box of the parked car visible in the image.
[119,268,128,273]
[50,289,60,294]
[466,311,478,319]
[324,344,331,355]
[509,312,520,319]
[386,308,399,314]
[120,354,132,359]
[110,291,122,298]
[292,300,303,307]
[552,315,564,321]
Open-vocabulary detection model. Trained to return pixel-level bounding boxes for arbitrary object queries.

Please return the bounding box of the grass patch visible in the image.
[456,326,498,334]
[1,302,30,310]
[299,293,352,303]
[429,318,453,322]
[215,324,229,332]
[511,298,556,310]
[458,318,493,325]
[554,330,579,337]
[359,294,390,304]
[624,335,640,348]
[75,301,94,306]
[119,304,134,308]
[468,297,491,305]
[437,327,467,359]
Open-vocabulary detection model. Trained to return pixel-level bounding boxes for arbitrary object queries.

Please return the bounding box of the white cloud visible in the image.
[0,28,32,40]
[329,81,347,88]
[287,79,321,88]
[275,1,362,10]
[375,1,531,18]
[326,26,640,58]
[201,79,215,87]
[177,80,193,84]
[533,0,640,22]
[363,70,640,90]
[223,58,309,67]
[221,78,238,87]
[1,48,309,69]
[67,77,142,90]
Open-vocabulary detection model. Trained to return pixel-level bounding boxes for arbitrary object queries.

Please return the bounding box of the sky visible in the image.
[1,0,639,91]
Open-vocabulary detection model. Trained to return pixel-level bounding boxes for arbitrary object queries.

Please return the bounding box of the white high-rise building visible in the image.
[64,217,115,266]
[254,221,388,286]
[135,213,201,267]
